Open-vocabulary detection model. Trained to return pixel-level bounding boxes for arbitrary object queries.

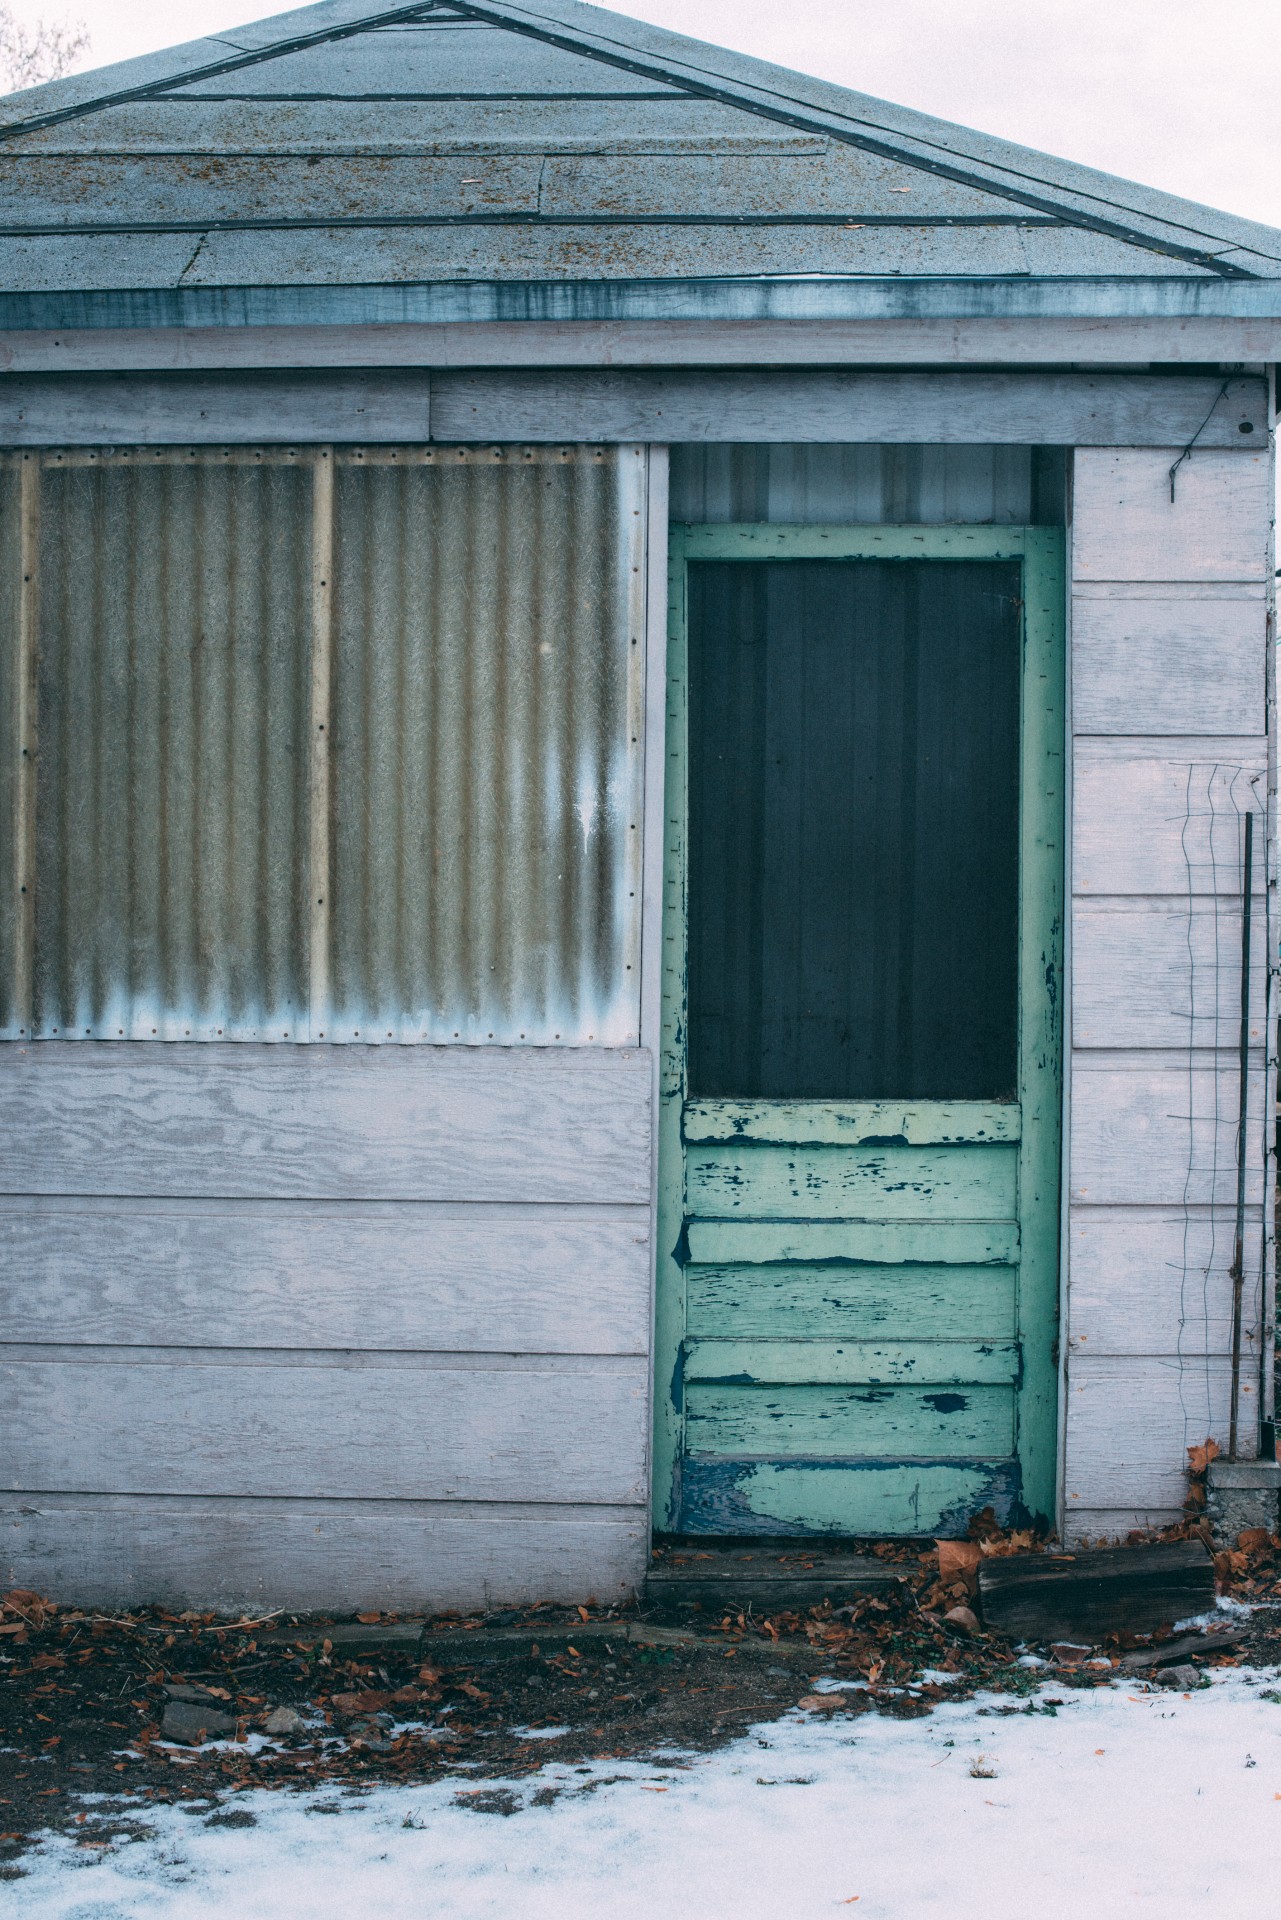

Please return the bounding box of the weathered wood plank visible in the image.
[430,371,1266,448]
[1,1356,649,1503]
[1069,1057,1267,1208]
[1063,1354,1249,1514]
[678,1456,1020,1536]
[1072,739,1267,896]
[0,1199,650,1352]
[1071,589,1266,736]
[0,1494,646,1611]
[686,1143,1017,1222]
[0,1043,652,1201]
[1061,1507,1186,1546]
[1072,899,1269,1049]
[683,1100,1018,1146]
[4,318,1280,375]
[685,1219,1019,1266]
[685,1382,1013,1455]
[645,1548,902,1609]
[686,1262,1017,1342]
[0,372,432,444]
[978,1540,1214,1642]
[1067,1206,1264,1356]
[684,1339,1020,1386]
[0,371,1262,448]
[1072,449,1271,582]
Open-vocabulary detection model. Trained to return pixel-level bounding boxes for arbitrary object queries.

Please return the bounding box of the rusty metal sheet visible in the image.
[325,444,647,1045]
[0,444,648,1046]
[26,448,314,1041]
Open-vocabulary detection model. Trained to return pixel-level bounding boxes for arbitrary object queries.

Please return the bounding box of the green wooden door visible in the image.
[654,525,1064,1538]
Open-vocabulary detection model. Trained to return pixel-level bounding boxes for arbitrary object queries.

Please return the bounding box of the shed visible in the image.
[0,0,1277,1610]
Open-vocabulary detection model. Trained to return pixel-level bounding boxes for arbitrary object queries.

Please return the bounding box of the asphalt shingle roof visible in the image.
[1,0,1278,322]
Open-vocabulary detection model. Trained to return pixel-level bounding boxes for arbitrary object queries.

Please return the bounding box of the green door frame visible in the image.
[653,523,1066,1534]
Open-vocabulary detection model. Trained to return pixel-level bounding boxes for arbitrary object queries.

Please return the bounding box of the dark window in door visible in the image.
[687,559,1021,1100]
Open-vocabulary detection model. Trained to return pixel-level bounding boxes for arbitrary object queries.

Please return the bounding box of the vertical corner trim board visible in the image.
[1064,446,1275,1538]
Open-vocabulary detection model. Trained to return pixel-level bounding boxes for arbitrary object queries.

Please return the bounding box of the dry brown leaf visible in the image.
[330,1690,394,1714]
[1238,1527,1271,1554]
[936,1541,981,1584]
[1187,1439,1221,1476]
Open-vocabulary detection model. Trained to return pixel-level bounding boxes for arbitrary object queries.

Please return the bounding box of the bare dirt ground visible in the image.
[3,1524,1279,1874]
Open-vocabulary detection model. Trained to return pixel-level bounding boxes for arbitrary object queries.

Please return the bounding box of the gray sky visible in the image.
[10,0,1281,228]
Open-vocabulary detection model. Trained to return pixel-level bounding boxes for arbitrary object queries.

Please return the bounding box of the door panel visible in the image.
[685,1264,1018,1343]
[654,525,1065,1537]
[686,1142,1018,1221]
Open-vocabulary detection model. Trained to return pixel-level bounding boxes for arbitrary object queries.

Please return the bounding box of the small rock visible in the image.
[348,1717,393,1750]
[943,1605,980,1636]
[263,1706,306,1737]
[161,1700,237,1745]
[1157,1664,1201,1691]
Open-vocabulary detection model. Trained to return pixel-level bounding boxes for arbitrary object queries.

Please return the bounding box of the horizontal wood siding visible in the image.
[0,1045,654,1605]
[1071,588,1266,737]
[1064,445,1273,1541]
[2,1355,648,1503]
[0,1044,651,1200]
[0,1200,651,1352]
[0,371,1266,448]
[430,372,1266,449]
[0,1497,646,1613]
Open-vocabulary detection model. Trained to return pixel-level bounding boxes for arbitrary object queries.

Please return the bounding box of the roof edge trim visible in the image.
[1,274,1280,333]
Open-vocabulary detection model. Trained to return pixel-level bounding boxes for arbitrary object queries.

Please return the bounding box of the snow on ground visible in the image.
[15,1671,1281,1920]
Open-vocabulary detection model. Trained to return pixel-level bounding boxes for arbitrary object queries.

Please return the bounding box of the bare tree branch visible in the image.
[0,7,90,92]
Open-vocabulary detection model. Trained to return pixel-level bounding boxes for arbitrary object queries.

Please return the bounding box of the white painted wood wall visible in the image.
[0,1044,655,1609]
[1063,444,1276,1540]
[2,415,1276,1602]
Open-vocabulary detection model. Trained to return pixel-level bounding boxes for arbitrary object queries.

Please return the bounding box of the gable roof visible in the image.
[1,0,1279,329]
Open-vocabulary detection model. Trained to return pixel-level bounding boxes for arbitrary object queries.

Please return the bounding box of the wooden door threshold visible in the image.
[646,1538,909,1612]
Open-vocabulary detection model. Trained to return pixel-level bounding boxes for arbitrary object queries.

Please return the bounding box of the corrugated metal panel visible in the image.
[0,443,647,1045]
[669,444,1055,526]
[27,448,313,1039]
[325,445,647,1045]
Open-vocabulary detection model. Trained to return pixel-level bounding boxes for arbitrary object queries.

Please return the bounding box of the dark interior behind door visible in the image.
[686,559,1021,1100]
